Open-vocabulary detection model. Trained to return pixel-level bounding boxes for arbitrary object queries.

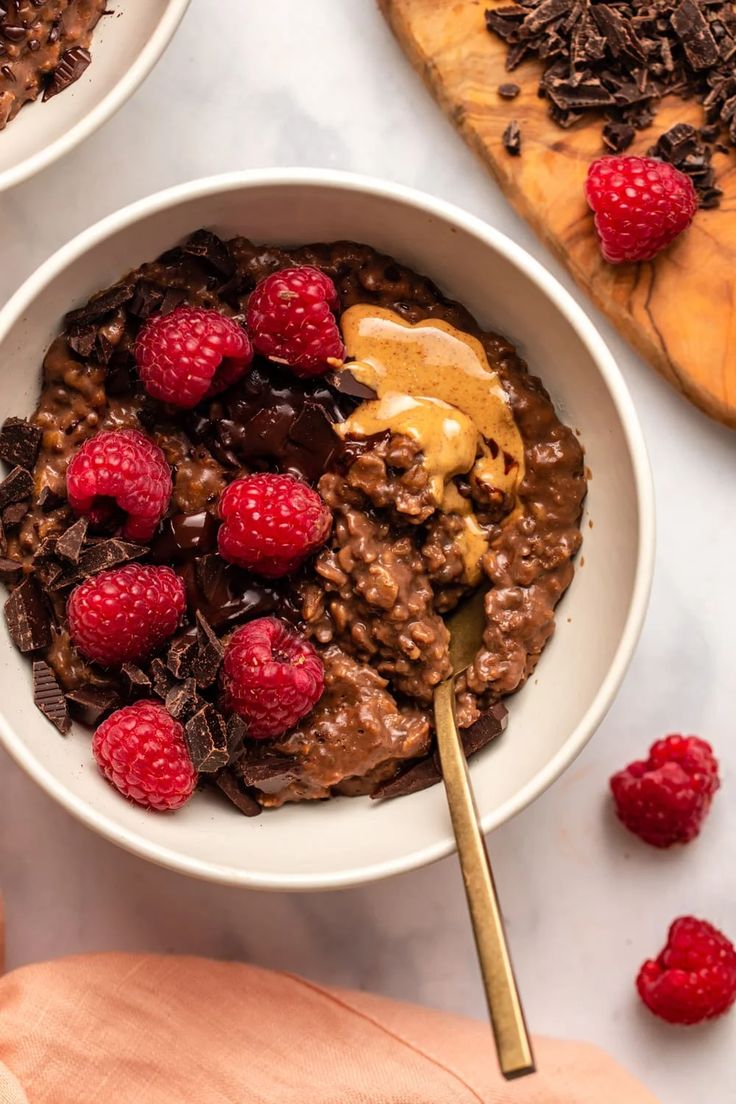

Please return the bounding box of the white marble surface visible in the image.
[0,2,735,1100]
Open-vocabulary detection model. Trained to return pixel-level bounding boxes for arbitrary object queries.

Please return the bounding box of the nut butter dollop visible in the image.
[335,306,526,583]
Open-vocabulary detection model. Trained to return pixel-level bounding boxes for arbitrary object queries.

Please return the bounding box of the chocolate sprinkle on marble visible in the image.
[33,660,70,735]
[185,703,229,773]
[4,576,52,653]
[0,418,42,471]
[484,0,736,205]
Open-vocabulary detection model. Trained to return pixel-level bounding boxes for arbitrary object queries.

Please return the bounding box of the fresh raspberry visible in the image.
[66,428,172,542]
[93,700,196,811]
[637,917,736,1025]
[246,266,345,376]
[134,306,252,407]
[68,563,186,666]
[221,617,324,739]
[585,156,698,263]
[218,473,332,578]
[610,735,719,848]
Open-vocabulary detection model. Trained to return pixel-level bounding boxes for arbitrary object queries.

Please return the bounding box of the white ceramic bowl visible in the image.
[0,171,654,889]
[0,0,189,192]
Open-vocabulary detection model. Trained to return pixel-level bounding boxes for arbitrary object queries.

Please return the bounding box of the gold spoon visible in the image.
[435,588,535,1080]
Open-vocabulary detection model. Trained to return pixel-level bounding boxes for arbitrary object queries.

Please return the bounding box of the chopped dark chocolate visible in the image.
[65,686,119,727]
[121,663,152,698]
[150,511,219,564]
[326,369,378,402]
[37,485,65,512]
[192,611,224,688]
[182,230,236,279]
[484,0,736,206]
[166,631,198,679]
[5,576,52,653]
[165,677,201,721]
[0,418,42,471]
[0,465,33,509]
[33,660,71,735]
[185,704,229,773]
[648,124,721,206]
[226,713,248,762]
[129,280,165,320]
[150,657,175,700]
[2,500,29,528]
[0,557,22,585]
[43,45,91,101]
[498,81,521,99]
[67,326,97,358]
[55,517,88,564]
[215,770,262,817]
[237,753,298,794]
[502,120,522,155]
[76,539,145,578]
[65,282,135,330]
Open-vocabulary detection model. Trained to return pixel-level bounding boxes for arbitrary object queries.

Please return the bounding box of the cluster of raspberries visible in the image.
[63,266,342,815]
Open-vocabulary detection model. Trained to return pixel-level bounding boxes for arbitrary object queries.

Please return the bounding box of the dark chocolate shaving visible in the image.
[43,45,91,101]
[76,539,145,579]
[65,687,119,727]
[185,704,229,773]
[498,82,521,98]
[0,465,33,509]
[65,282,135,330]
[0,557,22,585]
[33,660,70,735]
[5,576,52,653]
[55,517,88,564]
[191,611,224,688]
[0,418,42,471]
[121,663,152,698]
[38,485,65,512]
[165,678,201,722]
[215,770,262,817]
[2,500,29,528]
[484,0,736,206]
[149,657,175,700]
[502,120,522,155]
[182,230,236,279]
[166,631,198,679]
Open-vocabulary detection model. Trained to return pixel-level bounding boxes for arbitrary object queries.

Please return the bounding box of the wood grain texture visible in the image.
[379,0,736,427]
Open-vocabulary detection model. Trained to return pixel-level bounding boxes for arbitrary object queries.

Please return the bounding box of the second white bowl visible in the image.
[0,0,190,192]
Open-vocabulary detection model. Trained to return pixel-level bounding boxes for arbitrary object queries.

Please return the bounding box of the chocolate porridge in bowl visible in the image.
[0,231,586,816]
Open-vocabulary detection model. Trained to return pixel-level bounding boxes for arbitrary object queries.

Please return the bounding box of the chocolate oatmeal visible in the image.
[0,231,586,814]
[0,1,107,131]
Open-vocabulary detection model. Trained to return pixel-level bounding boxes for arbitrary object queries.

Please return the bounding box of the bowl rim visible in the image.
[0,169,656,890]
[0,0,191,194]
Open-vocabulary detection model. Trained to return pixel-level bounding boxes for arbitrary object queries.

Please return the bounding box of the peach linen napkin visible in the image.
[0,911,660,1104]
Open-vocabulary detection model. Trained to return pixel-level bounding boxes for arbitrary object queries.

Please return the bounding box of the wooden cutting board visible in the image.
[379,0,736,428]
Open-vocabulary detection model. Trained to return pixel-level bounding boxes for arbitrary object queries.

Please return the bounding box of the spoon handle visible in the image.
[433,677,535,1080]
